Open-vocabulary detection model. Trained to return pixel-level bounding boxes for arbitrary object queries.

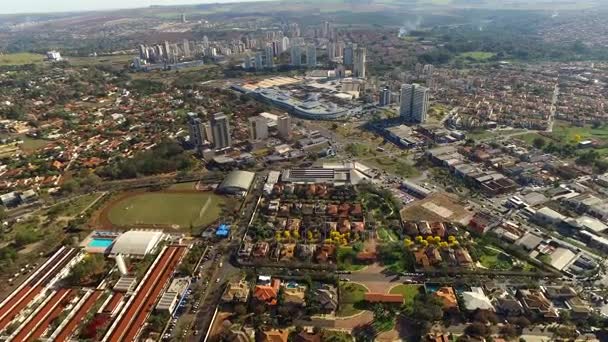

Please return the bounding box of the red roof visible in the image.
[364,293,404,303]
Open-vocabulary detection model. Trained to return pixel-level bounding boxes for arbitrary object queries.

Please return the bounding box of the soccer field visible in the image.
[105,192,227,229]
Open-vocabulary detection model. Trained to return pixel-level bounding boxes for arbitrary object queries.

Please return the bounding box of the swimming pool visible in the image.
[88,238,114,249]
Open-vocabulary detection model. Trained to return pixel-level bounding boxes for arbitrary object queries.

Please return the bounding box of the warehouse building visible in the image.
[217,170,255,195]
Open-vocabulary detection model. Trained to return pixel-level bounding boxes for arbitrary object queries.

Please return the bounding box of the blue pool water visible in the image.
[88,238,114,249]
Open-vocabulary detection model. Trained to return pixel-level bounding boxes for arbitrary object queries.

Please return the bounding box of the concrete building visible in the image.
[281,37,290,52]
[187,113,205,151]
[400,83,429,124]
[277,114,291,139]
[249,116,269,141]
[182,39,190,57]
[211,112,232,150]
[379,87,391,107]
[265,45,274,68]
[290,45,302,66]
[344,43,356,66]
[255,52,264,70]
[353,46,366,78]
[306,45,317,67]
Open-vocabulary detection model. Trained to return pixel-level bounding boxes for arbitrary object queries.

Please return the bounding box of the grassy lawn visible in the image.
[20,136,52,153]
[54,193,103,218]
[338,282,367,317]
[467,128,526,140]
[377,228,398,242]
[0,53,44,66]
[519,122,608,157]
[458,51,496,61]
[167,182,198,191]
[106,192,226,229]
[389,284,422,308]
[68,55,132,68]
[551,121,608,143]
[337,246,365,271]
[367,157,419,178]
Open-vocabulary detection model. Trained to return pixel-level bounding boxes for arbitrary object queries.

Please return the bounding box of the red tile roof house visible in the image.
[254,278,281,306]
[364,293,404,304]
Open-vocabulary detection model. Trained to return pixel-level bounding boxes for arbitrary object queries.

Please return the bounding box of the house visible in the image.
[426,333,452,342]
[493,293,525,316]
[517,289,559,319]
[297,244,316,260]
[404,222,419,236]
[430,222,446,238]
[356,251,377,264]
[364,293,404,304]
[564,297,592,319]
[254,278,281,306]
[543,286,577,300]
[468,212,497,234]
[252,242,270,258]
[222,280,250,303]
[315,284,338,314]
[282,282,307,306]
[280,243,296,260]
[434,287,459,312]
[315,244,336,263]
[454,248,473,267]
[461,287,494,312]
[294,331,321,342]
[239,241,254,257]
[258,329,290,342]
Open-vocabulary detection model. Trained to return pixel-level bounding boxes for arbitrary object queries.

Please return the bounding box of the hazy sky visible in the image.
[1,0,258,15]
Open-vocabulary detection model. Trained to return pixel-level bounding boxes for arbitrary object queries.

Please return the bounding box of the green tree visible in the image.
[532,137,546,149]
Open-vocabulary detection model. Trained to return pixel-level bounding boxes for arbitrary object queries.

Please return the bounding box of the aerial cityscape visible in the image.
[2,0,608,341]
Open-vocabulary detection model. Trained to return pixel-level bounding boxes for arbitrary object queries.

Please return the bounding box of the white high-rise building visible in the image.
[277,114,291,139]
[290,45,302,66]
[249,116,269,141]
[281,37,290,52]
[187,113,206,151]
[353,47,366,78]
[400,84,429,124]
[306,45,317,67]
[183,39,190,57]
[211,112,232,150]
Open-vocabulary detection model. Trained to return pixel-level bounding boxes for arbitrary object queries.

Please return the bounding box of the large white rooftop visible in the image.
[110,230,163,256]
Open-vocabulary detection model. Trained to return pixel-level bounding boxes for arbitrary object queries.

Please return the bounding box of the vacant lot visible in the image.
[104,191,226,229]
[0,53,44,66]
[458,51,496,61]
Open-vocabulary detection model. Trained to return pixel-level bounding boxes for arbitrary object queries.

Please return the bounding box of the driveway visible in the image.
[349,263,404,293]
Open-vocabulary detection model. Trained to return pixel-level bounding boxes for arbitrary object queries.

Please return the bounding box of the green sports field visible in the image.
[106,192,226,229]
[0,53,44,66]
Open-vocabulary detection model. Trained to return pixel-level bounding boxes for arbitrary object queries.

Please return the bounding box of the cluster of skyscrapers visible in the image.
[188,112,291,154]
[343,43,366,78]
[188,112,232,153]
